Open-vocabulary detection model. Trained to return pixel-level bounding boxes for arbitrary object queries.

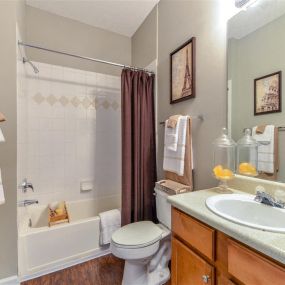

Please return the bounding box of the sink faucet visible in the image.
[20,178,34,193]
[18,199,39,207]
[254,191,285,209]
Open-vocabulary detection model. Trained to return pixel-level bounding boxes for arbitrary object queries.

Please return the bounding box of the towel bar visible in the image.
[243,126,285,133]
[159,115,204,125]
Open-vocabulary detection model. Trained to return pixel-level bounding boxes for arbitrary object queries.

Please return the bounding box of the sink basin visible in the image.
[206,194,285,233]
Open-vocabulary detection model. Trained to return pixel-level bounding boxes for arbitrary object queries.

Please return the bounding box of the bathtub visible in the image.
[18,195,121,281]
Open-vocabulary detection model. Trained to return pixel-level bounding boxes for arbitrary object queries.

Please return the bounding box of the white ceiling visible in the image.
[26,0,159,37]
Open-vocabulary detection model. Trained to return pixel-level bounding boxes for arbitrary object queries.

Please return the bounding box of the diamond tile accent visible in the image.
[59,96,69,106]
[32,93,119,111]
[33,92,45,104]
[71,97,80,107]
[102,100,110,109]
[111,101,119,111]
[81,97,91,109]
[46,94,57,106]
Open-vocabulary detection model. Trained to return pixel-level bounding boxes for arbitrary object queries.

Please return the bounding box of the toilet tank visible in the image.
[155,187,172,229]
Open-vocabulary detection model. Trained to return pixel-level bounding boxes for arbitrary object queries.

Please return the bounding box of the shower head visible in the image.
[23,57,39,74]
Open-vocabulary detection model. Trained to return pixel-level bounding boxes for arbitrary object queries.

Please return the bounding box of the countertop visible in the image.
[168,187,285,265]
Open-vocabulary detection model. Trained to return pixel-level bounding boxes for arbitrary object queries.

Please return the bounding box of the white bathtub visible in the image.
[18,195,121,281]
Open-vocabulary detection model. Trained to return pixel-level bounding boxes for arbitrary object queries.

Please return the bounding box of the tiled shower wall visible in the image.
[17,62,121,203]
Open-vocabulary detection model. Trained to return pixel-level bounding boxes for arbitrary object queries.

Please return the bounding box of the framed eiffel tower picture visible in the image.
[170,37,196,104]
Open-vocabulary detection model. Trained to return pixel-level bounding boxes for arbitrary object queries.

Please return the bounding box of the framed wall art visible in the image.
[254,71,282,115]
[170,37,196,104]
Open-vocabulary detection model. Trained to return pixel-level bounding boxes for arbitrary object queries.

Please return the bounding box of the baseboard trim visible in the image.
[0,276,19,285]
[19,249,110,283]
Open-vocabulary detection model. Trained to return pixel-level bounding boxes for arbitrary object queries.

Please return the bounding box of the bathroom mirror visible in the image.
[227,0,285,182]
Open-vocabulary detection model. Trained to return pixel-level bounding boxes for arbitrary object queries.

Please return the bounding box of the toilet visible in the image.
[110,187,174,285]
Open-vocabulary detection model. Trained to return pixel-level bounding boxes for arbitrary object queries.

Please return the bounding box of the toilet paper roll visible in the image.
[0,169,5,205]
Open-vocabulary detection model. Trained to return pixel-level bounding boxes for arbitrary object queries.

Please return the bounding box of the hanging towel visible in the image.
[252,125,275,174]
[0,128,5,142]
[164,116,181,151]
[99,209,121,246]
[0,112,5,122]
[165,117,194,189]
[0,169,5,205]
[163,116,188,176]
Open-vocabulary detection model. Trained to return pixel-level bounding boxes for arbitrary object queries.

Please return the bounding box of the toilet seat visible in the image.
[111,221,163,249]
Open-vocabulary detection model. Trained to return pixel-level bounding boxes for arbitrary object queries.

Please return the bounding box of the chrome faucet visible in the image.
[18,199,39,207]
[254,191,285,209]
[20,178,34,193]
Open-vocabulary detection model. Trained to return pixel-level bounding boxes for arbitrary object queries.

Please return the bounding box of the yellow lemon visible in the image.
[239,163,257,176]
[221,169,234,180]
[213,165,223,177]
[239,162,249,173]
[213,165,234,180]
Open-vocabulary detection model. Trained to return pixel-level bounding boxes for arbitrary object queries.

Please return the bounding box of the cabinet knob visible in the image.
[202,275,210,283]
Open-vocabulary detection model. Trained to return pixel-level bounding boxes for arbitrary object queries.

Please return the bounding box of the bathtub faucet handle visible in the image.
[21,178,34,193]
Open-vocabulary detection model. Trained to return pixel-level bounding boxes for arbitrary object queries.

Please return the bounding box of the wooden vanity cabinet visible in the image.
[171,207,285,285]
[172,237,214,285]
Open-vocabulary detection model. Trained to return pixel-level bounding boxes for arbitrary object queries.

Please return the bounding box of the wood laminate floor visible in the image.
[21,254,171,285]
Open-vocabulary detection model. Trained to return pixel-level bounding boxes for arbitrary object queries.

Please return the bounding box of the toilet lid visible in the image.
[112,221,163,248]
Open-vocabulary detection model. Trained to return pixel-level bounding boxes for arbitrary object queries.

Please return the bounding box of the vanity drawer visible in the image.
[172,207,215,260]
[228,239,285,285]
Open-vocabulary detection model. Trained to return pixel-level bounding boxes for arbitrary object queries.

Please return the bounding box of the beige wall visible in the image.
[0,0,25,279]
[25,6,131,76]
[229,14,285,181]
[132,6,157,67]
[132,0,228,189]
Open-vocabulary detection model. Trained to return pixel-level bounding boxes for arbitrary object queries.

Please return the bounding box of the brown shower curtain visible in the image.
[121,68,157,226]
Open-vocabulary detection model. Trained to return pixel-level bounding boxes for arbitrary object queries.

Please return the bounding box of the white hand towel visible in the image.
[99,209,121,246]
[163,116,188,176]
[0,127,5,142]
[164,118,181,151]
[0,169,5,205]
[252,125,275,173]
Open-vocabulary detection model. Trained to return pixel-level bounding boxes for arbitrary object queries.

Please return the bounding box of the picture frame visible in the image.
[254,71,282,115]
[170,37,196,104]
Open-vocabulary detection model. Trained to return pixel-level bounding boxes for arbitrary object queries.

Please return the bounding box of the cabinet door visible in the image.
[172,237,214,285]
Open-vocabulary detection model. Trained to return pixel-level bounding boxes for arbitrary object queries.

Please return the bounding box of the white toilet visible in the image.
[110,187,174,285]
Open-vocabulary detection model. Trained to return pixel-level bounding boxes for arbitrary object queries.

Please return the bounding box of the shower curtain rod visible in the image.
[18,41,155,74]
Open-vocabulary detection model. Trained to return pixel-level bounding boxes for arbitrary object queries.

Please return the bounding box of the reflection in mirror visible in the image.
[227,0,285,182]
